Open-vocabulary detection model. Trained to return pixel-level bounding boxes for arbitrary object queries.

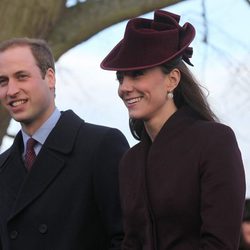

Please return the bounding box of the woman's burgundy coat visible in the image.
[119,107,245,250]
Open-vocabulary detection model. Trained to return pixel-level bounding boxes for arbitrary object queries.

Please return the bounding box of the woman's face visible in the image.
[117,66,175,122]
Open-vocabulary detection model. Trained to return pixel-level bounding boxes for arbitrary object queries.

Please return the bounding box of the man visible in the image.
[0,38,129,250]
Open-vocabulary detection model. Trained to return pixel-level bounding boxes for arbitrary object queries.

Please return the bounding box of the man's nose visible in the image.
[6,80,19,96]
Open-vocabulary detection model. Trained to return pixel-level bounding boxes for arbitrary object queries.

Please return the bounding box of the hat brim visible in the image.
[101,26,195,71]
[100,10,196,71]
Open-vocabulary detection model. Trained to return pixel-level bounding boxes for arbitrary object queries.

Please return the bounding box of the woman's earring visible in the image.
[167,91,174,99]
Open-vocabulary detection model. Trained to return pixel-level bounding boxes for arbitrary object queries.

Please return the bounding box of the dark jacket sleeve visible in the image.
[199,125,245,249]
[93,128,129,250]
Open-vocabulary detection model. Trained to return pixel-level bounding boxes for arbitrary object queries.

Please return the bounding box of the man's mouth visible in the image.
[9,99,27,107]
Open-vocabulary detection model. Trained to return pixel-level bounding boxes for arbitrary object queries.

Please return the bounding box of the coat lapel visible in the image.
[8,110,83,221]
[8,148,65,220]
[0,134,27,220]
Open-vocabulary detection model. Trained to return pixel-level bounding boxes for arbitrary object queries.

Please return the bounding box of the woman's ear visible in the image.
[166,68,180,91]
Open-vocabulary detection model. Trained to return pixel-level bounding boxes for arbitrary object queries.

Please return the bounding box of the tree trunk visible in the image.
[0,106,10,147]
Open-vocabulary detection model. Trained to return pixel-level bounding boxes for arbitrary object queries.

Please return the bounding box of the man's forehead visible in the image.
[0,47,35,64]
[0,44,31,52]
[0,45,33,61]
[0,46,38,76]
[0,59,35,77]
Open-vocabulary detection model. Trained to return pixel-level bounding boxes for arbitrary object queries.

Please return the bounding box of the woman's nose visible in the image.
[118,77,133,94]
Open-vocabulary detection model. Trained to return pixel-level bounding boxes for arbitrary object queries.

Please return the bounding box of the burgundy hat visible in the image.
[100,10,196,71]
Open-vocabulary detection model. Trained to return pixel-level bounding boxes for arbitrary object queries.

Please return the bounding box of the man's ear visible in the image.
[46,68,56,89]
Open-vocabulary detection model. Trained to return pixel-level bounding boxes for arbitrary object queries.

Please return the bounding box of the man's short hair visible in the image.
[0,37,55,78]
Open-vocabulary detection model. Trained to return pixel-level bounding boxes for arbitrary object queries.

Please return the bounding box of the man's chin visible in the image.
[12,115,32,125]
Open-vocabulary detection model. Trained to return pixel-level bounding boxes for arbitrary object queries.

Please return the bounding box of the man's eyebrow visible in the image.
[14,70,29,75]
[13,71,31,78]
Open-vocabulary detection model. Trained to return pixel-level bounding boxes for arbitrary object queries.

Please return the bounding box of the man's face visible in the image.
[0,45,55,134]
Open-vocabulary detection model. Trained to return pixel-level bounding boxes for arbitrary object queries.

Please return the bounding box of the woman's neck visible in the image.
[144,103,177,141]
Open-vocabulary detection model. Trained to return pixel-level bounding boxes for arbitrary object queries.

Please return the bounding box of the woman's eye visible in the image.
[116,70,144,83]
[131,70,144,78]
[116,72,124,83]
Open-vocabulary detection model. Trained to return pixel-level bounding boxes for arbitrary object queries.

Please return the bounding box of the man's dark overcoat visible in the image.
[119,107,245,250]
[0,110,129,250]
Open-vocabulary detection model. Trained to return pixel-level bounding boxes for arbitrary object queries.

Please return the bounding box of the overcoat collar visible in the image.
[140,106,200,150]
[0,110,83,221]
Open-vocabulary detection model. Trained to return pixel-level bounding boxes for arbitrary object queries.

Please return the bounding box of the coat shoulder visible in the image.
[63,109,126,138]
[0,148,11,171]
[81,121,129,148]
[63,110,129,148]
[192,120,237,142]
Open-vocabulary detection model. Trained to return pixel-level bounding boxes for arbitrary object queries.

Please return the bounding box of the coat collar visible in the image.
[3,110,84,221]
[141,106,200,149]
[0,148,11,172]
[42,110,84,154]
[0,131,23,173]
[0,110,83,169]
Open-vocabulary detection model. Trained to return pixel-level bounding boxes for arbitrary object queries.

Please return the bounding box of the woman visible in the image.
[101,10,245,250]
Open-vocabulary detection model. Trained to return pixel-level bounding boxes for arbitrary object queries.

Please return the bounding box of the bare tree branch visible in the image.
[0,0,66,40]
[201,0,208,44]
[48,0,187,59]
[0,105,10,147]
[6,133,15,139]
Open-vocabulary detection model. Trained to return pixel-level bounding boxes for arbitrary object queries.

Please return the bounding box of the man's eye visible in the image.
[18,75,28,80]
[0,79,8,87]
